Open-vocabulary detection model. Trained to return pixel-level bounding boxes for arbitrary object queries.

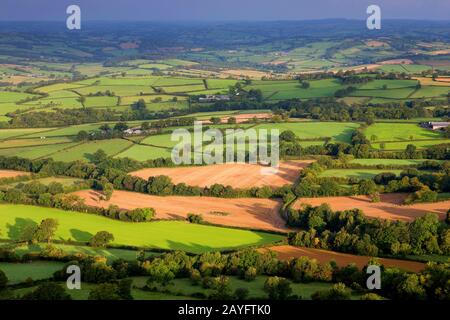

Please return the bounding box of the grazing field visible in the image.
[49,139,133,162]
[74,190,286,232]
[115,144,172,161]
[130,160,312,188]
[254,122,360,143]
[319,169,402,179]
[12,244,156,262]
[294,193,449,221]
[365,123,443,142]
[349,159,442,166]
[0,204,283,252]
[261,246,425,273]
[371,139,450,150]
[160,276,335,300]
[0,261,65,284]
[0,169,30,178]
[0,142,79,159]
[0,128,55,140]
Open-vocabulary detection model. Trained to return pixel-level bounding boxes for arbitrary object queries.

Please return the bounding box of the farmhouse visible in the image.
[198,94,231,103]
[421,121,450,130]
[123,127,144,136]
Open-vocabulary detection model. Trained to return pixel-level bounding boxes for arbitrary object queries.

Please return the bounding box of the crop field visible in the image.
[261,246,425,273]
[0,204,283,252]
[0,261,65,284]
[294,193,450,221]
[318,169,402,179]
[130,160,312,188]
[74,190,286,233]
[0,169,30,178]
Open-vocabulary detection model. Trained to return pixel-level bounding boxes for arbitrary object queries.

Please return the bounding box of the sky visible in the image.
[0,0,449,21]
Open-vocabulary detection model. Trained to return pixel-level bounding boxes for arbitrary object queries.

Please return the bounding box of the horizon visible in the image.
[0,0,449,21]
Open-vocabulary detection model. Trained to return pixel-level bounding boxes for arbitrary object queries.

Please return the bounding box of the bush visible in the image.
[89,231,115,247]
[234,287,249,300]
[187,213,204,224]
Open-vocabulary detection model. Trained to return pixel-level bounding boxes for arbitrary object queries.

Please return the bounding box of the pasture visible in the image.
[364,123,443,142]
[0,204,283,253]
[319,169,402,179]
[0,261,64,284]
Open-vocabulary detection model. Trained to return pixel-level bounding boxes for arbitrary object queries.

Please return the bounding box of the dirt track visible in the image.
[0,170,30,179]
[130,160,312,189]
[74,189,288,232]
[260,245,425,273]
[294,193,450,222]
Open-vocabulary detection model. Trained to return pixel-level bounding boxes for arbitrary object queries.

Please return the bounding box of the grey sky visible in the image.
[0,0,449,21]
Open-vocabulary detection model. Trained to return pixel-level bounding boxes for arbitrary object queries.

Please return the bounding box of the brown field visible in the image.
[294,193,450,222]
[0,169,30,179]
[202,113,272,124]
[74,189,288,232]
[413,76,450,86]
[366,41,388,48]
[130,160,313,189]
[380,59,413,65]
[220,69,271,80]
[260,245,425,273]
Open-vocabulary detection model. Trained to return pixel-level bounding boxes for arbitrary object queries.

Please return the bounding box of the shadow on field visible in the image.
[6,217,37,240]
[70,228,93,242]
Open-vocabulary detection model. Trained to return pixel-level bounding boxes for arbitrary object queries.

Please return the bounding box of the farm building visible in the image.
[421,122,450,130]
[199,94,231,103]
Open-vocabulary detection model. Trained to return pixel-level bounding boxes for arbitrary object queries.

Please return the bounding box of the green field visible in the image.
[372,139,450,150]
[254,122,360,143]
[0,142,79,159]
[0,205,283,253]
[319,169,402,179]
[0,261,64,284]
[349,159,442,166]
[115,144,172,161]
[365,123,443,142]
[11,243,157,262]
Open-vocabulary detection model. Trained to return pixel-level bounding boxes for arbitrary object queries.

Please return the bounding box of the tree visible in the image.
[210,117,221,124]
[209,276,232,300]
[114,122,129,132]
[76,130,89,141]
[280,130,297,142]
[264,276,292,300]
[34,218,59,243]
[311,283,351,300]
[89,231,114,248]
[227,117,237,124]
[22,282,71,300]
[88,283,121,300]
[234,287,249,300]
[0,269,7,290]
[91,149,108,164]
[405,144,417,158]
[300,81,310,89]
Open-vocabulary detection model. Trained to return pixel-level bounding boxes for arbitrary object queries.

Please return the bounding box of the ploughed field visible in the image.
[130,160,313,189]
[294,193,449,221]
[0,169,30,178]
[260,245,425,273]
[74,190,287,233]
[0,204,283,253]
